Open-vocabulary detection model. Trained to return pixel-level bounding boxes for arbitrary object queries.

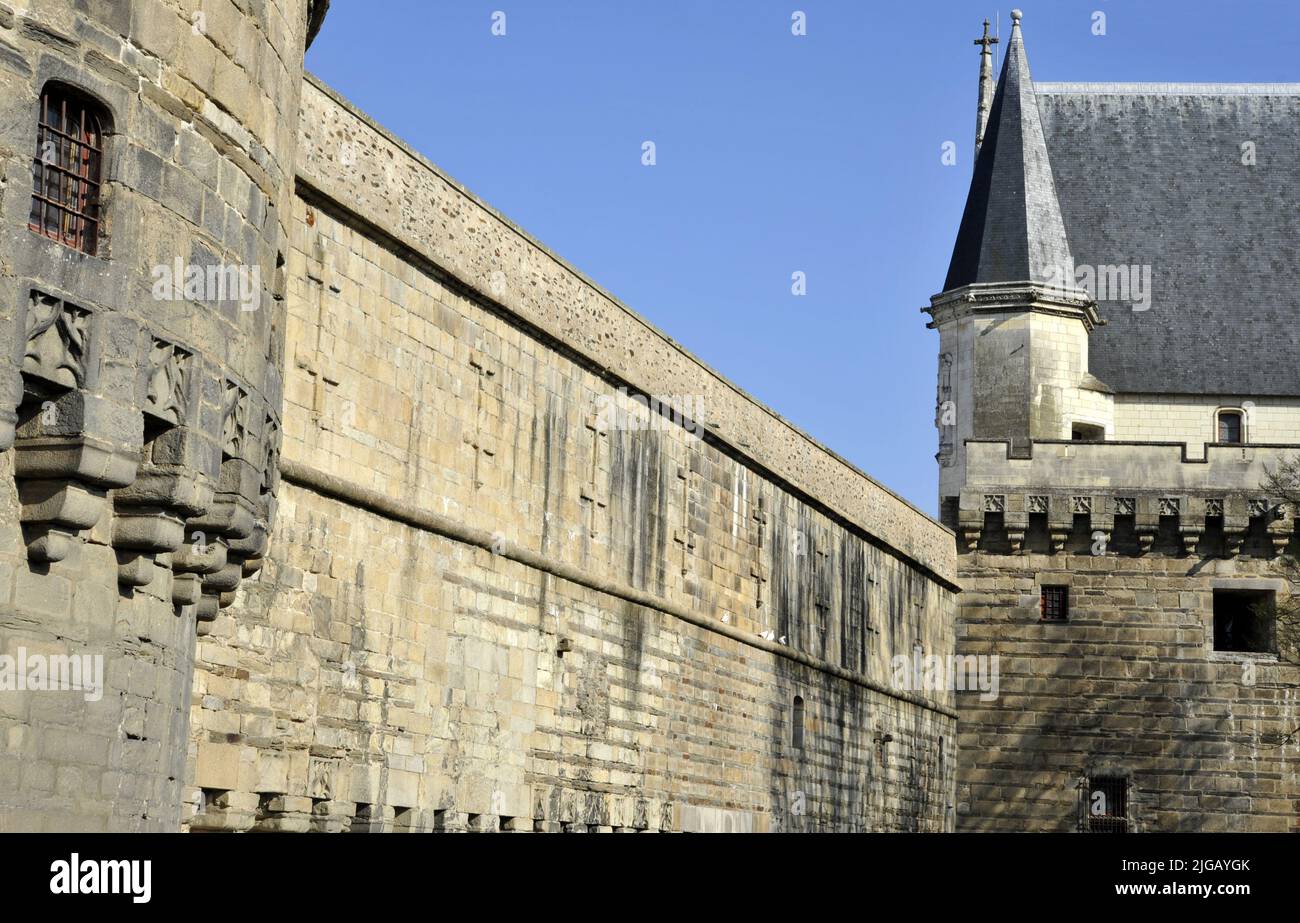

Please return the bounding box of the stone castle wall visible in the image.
[179,78,960,833]
[0,0,308,831]
[956,549,1300,832]
[953,440,1300,831]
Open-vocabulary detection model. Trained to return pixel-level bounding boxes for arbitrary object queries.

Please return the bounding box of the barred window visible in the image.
[1041,585,1069,622]
[1087,776,1128,833]
[29,84,107,255]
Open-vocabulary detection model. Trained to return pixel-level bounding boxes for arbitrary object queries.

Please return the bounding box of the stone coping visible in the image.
[1036,83,1300,95]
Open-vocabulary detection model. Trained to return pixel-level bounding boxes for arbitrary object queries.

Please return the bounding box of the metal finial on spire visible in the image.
[973,19,1000,156]
[1011,9,1023,26]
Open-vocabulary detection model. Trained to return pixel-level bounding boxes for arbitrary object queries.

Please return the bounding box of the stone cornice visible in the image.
[925,281,1102,331]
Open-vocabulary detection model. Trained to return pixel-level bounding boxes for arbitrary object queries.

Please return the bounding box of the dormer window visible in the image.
[1216,409,1245,444]
[29,83,108,256]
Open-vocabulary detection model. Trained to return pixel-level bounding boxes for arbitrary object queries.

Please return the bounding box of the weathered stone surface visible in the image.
[0,0,309,831]
[954,551,1300,832]
[1,1,961,835]
[176,79,959,833]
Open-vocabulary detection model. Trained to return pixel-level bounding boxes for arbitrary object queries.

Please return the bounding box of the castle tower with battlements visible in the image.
[930,10,1300,831]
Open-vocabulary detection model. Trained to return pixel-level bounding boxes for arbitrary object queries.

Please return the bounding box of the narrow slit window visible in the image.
[29,84,107,255]
[1041,585,1069,622]
[791,695,805,749]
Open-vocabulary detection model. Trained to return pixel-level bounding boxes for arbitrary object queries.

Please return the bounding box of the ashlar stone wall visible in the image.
[181,78,961,833]
[956,549,1300,833]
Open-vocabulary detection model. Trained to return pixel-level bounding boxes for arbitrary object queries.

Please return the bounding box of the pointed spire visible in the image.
[943,10,1079,293]
[974,19,999,154]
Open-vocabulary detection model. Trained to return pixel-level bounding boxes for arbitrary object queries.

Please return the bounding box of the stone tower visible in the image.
[930,10,1104,516]
[0,0,323,831]
[931,11,1300,831]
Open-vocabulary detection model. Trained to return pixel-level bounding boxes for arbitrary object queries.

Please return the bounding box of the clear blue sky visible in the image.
[307,1,1300,516]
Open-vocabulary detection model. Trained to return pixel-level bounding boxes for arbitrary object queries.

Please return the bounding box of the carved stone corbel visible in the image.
[1046,500,1072,554]
[111,341,216,587]
[1180,497,1214,557]
[185,378,261,627]
[1090,499,1115,556]
[14,291,142,562]
[1222,496,1249,557]
[1265,501,1293,556]
[1134,497,1161,555]
[996,493,1025,554]
[229,407,280,579]
[956,493,984,553]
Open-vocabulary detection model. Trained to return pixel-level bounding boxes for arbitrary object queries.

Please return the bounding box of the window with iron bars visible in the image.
[1040,585,1069,622]
[29,84,107,255]
[1085,776,1128,832]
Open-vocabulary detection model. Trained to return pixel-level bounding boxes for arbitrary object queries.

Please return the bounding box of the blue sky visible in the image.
[307,1,1300,516]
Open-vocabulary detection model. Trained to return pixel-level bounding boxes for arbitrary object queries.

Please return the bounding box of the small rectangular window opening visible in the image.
[1218,411,1244,444]
[1041,585,1069,622]
[1213,589,1276,654]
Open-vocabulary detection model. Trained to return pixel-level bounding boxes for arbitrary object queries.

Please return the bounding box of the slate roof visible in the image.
[942,20,1300,397]
[1037,84,1300,396]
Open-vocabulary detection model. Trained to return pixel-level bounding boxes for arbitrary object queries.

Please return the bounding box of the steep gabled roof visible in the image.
[1038,84,1300,396]
[944,12,1075,291]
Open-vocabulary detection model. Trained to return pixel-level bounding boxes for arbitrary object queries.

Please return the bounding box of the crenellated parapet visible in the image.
[958,439,1300,556]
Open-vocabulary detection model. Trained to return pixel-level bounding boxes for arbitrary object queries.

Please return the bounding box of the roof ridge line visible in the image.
[1036,81,1300,95]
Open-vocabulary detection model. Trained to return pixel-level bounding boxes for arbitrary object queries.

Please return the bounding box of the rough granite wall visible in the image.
[180,78,960,833]
[0,0,308,831]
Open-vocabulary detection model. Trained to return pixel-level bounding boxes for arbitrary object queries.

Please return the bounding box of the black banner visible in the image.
[0,832,1285,909]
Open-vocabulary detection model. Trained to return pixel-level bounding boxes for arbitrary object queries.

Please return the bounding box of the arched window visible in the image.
[29,83,108,255]
[1216,408,1245,444]
[791,695,805,749]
